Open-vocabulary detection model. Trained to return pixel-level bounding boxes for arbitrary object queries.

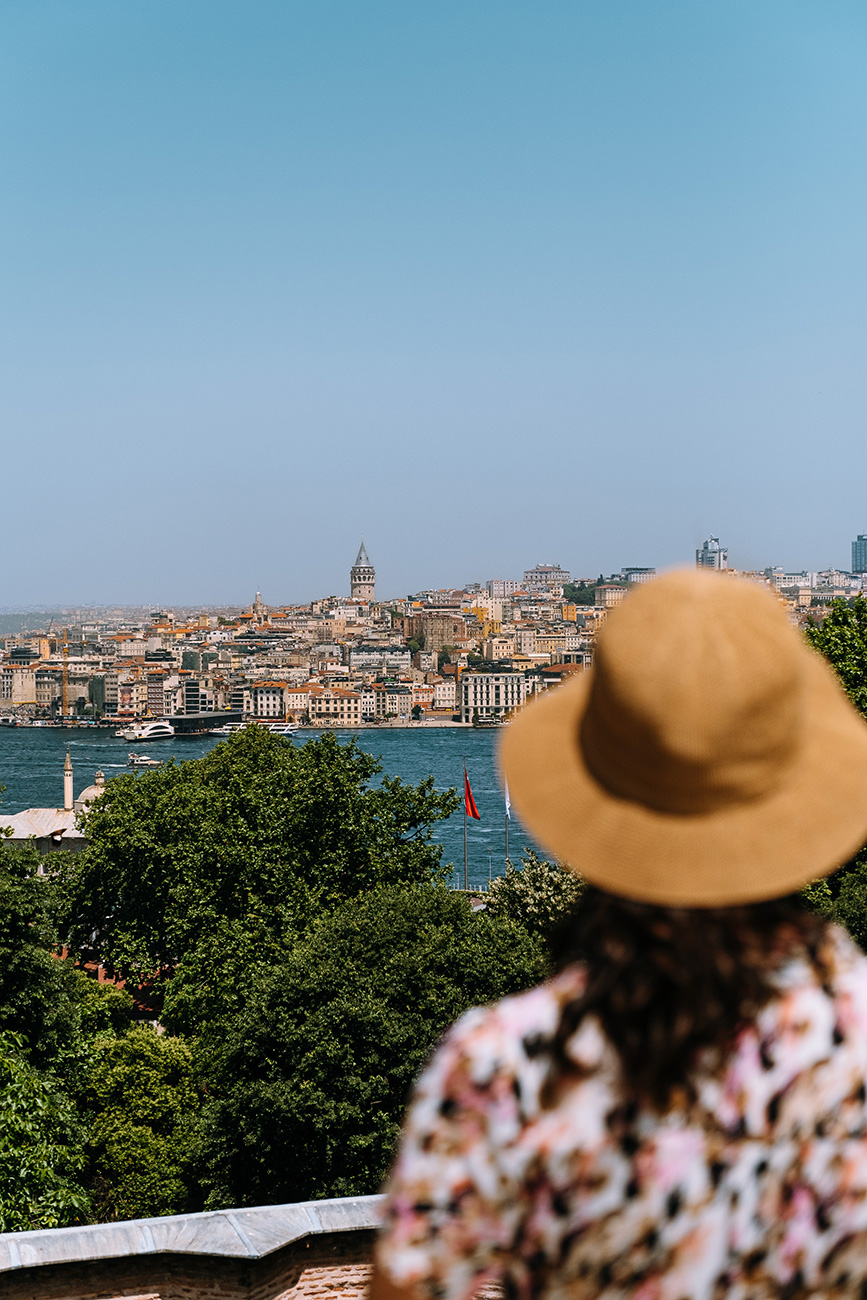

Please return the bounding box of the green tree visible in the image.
[195,885,546,1209]
[800,599,867,948]
[0,1031,88,1231]
[486,850,585,946]
[438,646,455,670]
[563,582,597,606]
[58,730,459,1015]
[0,839,81,1069]
[805,596,867,717]
[74,1027,199,1222]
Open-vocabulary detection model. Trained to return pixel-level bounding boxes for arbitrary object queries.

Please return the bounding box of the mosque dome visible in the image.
[74,770,106,812]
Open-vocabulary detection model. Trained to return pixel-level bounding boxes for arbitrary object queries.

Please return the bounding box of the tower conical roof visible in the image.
[353,541,371,568]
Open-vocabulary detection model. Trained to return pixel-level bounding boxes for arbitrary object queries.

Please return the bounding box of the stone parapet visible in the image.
[0,1194,382,1300]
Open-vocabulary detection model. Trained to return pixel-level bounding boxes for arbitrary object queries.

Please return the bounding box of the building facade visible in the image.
[460,671,527,723]
[350,542,375,601]
[853,534,867,574]
[523,564,571,591]
[696,537,728,570]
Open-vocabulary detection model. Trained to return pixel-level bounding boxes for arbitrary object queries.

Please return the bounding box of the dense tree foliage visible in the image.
[195,885,547,1208]
[801,599,867,947]
[0,840,80,1068]
[563,581,598,605]
[805,596,867,717]
[74,1026,199,1222]
[0,733,554,1225]
[58,729,458,1004]
[0,1031,88,1231]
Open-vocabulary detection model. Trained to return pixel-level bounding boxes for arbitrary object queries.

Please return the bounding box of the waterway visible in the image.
[0,726,544,890]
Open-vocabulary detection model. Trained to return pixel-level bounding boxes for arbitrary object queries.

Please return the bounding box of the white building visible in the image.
[696,537,728,570]
[433,679,456,711]
[486,579,520,598]
[251,681,289,718]
[523,564,571,591]
[460,672,527,723]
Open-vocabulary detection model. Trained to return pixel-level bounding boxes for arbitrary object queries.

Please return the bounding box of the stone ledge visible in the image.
[0,1194,384,1274]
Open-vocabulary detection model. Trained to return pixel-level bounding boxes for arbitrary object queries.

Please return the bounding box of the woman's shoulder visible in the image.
[427,966,587,1096]
[451,965,585,1048]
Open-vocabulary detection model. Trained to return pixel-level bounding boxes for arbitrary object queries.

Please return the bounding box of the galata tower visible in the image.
[350,541,375,600]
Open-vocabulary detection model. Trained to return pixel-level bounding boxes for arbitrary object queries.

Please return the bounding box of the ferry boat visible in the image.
[127,753,164,767]
[116,720,176,742]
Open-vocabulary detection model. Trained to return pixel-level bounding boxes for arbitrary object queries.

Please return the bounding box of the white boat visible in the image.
[127,753,164,767]
[118,720,176,742]
[265,722,300,735]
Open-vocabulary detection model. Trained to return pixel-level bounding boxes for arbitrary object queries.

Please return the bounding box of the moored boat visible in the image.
[118,720,176,742]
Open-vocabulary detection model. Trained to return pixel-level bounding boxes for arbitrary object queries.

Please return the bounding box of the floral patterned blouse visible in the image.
[377,926,867,1300]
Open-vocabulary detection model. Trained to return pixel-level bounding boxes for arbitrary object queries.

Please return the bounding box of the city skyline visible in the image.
[2,529,867,616]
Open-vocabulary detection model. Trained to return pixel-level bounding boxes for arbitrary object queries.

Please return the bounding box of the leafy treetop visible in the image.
[57,728,459,997]
[805,596,867,718]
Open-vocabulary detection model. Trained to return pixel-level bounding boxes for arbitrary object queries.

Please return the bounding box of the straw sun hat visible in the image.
[499,568,867,906]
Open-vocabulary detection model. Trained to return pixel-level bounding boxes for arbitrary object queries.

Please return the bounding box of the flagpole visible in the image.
[463,759,468,890]
[504,779,510,869]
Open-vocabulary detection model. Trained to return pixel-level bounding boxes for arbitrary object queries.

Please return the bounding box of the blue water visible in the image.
[0,726,543,890]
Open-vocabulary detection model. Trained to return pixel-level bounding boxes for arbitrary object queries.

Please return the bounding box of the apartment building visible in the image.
[251,681,290,718]
[460,671,527,723]
[308,687,362,726]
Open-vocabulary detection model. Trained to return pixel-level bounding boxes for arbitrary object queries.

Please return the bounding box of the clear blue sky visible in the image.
[2,1,867,604]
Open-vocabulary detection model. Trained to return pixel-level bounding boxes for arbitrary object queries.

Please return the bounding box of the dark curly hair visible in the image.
[544,885,831,1111]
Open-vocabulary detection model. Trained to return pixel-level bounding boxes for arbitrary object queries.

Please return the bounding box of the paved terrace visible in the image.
[0,1194,383,1300]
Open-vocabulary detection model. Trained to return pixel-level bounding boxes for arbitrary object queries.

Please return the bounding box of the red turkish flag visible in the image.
[464,769,481,820]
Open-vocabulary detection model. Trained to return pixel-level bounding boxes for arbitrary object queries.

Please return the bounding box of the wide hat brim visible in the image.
[499,651,867,907]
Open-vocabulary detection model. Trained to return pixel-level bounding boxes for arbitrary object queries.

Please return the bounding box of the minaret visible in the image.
[350,541,375,601]
[63,750,73,812]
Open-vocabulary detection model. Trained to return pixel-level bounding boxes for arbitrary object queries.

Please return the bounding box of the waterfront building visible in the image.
[433,679,457,710]
[308,687,362,726]
[350,542,375,601]
[460,671,527,723]
[853,534,867,574]
[0,664,37,705]
[696,537,728,569]
[374,683,412,721]
[251,681,289,718]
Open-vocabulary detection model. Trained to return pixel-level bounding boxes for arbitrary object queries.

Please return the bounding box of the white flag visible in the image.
[504,780,511,820]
